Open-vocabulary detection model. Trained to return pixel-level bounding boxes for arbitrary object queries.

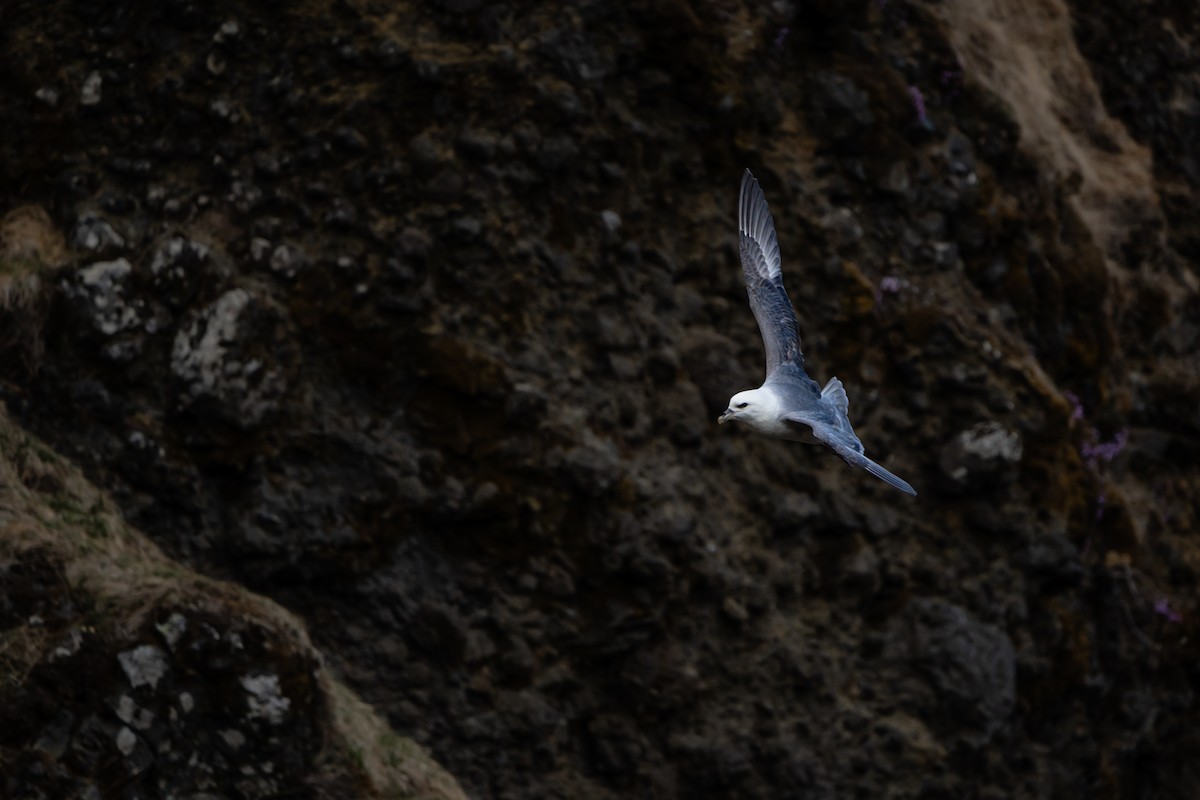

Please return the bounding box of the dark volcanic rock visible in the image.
[892,598,1016,746]
[3,0,1200,798]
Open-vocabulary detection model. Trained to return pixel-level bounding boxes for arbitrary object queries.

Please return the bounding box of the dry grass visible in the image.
[0,406,466,800]
[0,610,49,693]
[0,205,65,309]
[0,205,65,374]
[937,0,1158,262]
[323,680,469,800]
[1,205,66,264]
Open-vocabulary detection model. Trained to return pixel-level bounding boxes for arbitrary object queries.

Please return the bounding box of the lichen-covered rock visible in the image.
[240,673,292,725]
[0,411,467,800]
[938,422,1023,491]
[170,288,288,425]
[71,213,124,253]
[148,235,215,309]
[68,258,141,337]
[117,645,169,690]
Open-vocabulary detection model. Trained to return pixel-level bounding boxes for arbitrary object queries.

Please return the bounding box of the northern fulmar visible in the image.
[718,169,917,496]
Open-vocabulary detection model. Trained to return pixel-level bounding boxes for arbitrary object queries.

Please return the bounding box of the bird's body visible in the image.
[719,170,917,496]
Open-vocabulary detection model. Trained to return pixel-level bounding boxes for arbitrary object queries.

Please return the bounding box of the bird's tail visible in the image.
[860,455,917,496]
[821,377,849,417]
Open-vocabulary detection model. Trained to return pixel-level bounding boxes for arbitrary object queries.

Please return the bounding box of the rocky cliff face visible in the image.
[0,408,466,799]
[2,0,1198,798]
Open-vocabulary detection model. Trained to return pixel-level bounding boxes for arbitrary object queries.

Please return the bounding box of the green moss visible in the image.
[45,495,110,541]
[377,730,420,769]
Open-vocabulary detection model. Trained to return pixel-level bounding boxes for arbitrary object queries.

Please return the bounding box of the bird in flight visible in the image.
[718,169,917,496]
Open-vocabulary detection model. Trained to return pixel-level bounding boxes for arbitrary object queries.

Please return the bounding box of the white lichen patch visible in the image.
[115,694,136,723]
[71,258,142,336]
[269,243,308,277]
[957,423,1023,463]
[155,612,188,650]
[115,726,137,756]
[240,673,291,725]
[150,235,210,280]
[49,627,84,661]
[73,215,125,252]
[117,644,169,690]
[80,71,103,106]
[114,694,156,730]
[172,287,250,390]
[171,288,283,423]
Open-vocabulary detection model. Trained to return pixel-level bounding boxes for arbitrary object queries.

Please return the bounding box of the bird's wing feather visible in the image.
[783,414,917,496]
[821,377,848,418]
[740,169,803,377]
[856,456,918,496]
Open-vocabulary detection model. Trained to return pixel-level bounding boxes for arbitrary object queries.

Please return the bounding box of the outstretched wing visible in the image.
[785,415,918,496]
[739,169,803,377]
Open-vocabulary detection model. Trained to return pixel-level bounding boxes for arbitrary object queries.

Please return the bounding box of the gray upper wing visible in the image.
[739,169,803,377]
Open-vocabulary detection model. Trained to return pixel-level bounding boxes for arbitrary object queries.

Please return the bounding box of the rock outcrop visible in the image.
[0,410,466,799]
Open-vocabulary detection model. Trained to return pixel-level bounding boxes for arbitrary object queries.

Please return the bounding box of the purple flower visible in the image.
[1094,490,1106,521]
[1064,391,1084,422]
[908,86,932,130]
[1154,598,1182,624]
[1081,429,1128,466]
[774,27,790,50]
[874,276,905,307]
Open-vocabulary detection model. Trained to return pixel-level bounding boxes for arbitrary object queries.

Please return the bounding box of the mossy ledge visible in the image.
[0,404,466,800]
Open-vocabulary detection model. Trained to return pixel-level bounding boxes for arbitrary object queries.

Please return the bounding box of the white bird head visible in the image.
[718,388,775,427]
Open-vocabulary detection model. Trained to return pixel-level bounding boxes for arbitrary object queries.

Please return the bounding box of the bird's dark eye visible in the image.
[737,402,749,408]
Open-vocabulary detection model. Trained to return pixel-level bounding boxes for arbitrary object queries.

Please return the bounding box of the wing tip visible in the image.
[738,168,773,243]
[739,169,756,234]
[862,457,918,496]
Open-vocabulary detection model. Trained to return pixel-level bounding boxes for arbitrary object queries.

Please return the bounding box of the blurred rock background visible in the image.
[1,0,1197,797]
